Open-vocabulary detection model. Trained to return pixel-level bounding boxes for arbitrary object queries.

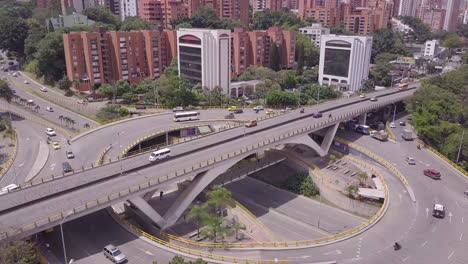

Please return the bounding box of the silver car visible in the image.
[103,244,127,263]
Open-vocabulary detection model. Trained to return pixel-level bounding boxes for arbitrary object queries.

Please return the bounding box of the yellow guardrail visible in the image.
[0,130,17,180]
[117,214,289,263]
[385,121,396,140]
[337,137,409,186]
[416,139,467,176]
[97,145,112,166]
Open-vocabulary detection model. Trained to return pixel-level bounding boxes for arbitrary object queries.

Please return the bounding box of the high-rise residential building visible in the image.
[96,0,121,16]
[63,27,174,92]
[120,0,138,20]
[318,34,372,92]
[267,26,296,69]
[177,28,231,94]
[231,28,250,76]
[299,24,330,46]
[444,0,461,32]
[342,0,391,35]
[398,0,417,16]
[252,0,266,13]
[297,0,340,28]
[187,0,249,27]
[391,0,400,17]
[419,1,445,32]
[138,0,162,22]
[247,30,270,67]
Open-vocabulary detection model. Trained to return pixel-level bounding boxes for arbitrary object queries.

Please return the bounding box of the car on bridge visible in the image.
[23,80,29,84]
[103,244,127,264]
[265,109,274,115]
[62,162,73,173]
[370,97,378,101]
[234,109,244,114]
[245,120,257,127]
[172,106,184,112]
[149,148,171,162]
[390,122,396,128]
[253,105,264,111]
[313,112,323,118]
[45,128,56,136]
[406,157,416,165]
[227,106,237,111]
[224,113,235,119]
[46,106,53,112]
[432,204,445,218]
[40,86,47,92]
[399,121,406,126]
[0,184,19,196]
[424,169,441,180]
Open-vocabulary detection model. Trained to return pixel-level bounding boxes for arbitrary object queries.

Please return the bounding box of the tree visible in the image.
[442,33,463,50]
[399,16,432,43]
[33,31,66,83]
[0,15,29,56]
[296,33,320,69]
[119,16,151,31]
[58,76,72,90]
[24,18,47,60]
[357,172,369,185]
[277,70,297,89]
[456,23,468,38]
[168,256,207,264]
[171,7,243,30]
[187,203,208,238]
[371,28,410,62]
[96,83,114,99]
[269,43,281,71]
[266,89,298,107]
[1,116,14,144]
[0,80,14,103]
[370,60,392,86]
[0,241,37,264]
[346,185,359,198]
[361,79,375,92]
[83,7,120,29]
[251,9,304,30]
[328,154,337,165]
[206,186,232,216]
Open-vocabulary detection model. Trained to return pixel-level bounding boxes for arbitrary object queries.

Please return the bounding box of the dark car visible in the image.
[313,112,323,118]
[135,105,146,110]
[424,169,441,180]
[399,121,406,126]
[62,162,73,173]
[224,113,235,119]
[234,109,244,114]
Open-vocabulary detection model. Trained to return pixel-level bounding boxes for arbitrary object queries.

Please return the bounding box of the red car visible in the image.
[424,169,441,180]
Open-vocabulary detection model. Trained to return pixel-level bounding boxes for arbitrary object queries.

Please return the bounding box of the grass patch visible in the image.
[21,71,67,96]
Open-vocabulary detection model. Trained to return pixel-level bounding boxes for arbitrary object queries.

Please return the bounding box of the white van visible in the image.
[0,184,19,195]
[149,148,171,162]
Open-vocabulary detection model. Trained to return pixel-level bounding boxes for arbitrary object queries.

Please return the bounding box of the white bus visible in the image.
[173,111,200,122]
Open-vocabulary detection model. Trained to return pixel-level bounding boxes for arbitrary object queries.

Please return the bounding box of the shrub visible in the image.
[284,172,320,197]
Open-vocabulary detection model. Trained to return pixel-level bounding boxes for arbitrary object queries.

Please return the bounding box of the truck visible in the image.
[371,130,389,141]
[401,129,413,140]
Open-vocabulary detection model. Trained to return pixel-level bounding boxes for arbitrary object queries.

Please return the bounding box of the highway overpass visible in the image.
[0,87,416,241]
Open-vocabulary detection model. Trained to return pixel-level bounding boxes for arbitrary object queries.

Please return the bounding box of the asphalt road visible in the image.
[0,88,416,237]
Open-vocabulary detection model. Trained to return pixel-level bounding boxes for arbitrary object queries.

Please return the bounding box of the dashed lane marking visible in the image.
[420,240,427,247]
[448,250,455,259]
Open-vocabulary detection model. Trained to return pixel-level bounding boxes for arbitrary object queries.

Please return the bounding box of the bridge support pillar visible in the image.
[165,132,169,145]
[286,122,339,157]
[127,196,166,228]
[359,113,367,125]
[256,149,265,159]
[162,159,240,230]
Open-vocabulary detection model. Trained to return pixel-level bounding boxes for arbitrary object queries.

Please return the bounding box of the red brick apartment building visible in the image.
[64,26,295,92]
[63,27,175,92]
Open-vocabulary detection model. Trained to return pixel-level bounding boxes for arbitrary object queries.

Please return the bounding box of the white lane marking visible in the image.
[462,217,464,223]
[402,256,410,262]
[448,250,455,259]
[399,193,402,202]
[324,250,342,255]
[50,163,56,171]
[18,162,24,167]
[455,201,460,207]
[138,249,154,256]
[425,208,429,217]
[431,226,437,233]
[420,240,428,247]
[449,212,453,223]
[460,233,463,241]
[26,137,29,141]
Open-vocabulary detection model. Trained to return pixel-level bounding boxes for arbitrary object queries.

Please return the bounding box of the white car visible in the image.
[390,122,396,128]
[0,184,19,195]
[27,99,34,103]
[40,86,47,92]
[77,99,86,104]
[253,105,264,111]
[45,128,56,136]
[23,80,29,84]
[406,157,416,165]
[370,97,378,102]
[46,106,53,112]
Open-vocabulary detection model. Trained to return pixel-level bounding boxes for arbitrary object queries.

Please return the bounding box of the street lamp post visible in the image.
[60,211,73,264]
[118,131,124,174]
[392,103,397,122]
[456,128,465,164]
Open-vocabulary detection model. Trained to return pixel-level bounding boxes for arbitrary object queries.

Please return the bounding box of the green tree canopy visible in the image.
[442,33,464,49]
[251,8,304,30]
[0,241,37,264]
[83,6,120,29]
[269,43,281,71]
[399,16,432,43]
[33,31,65,83]
[0,1,33,19]
[171,7,243,30]
[0,80,14,103]
[266,89,298,107]
[371,27,410,62]
[119,16,152,31]
[0,15,29,56]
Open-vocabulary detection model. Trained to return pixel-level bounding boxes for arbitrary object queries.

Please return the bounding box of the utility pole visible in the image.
[456,128,465,164]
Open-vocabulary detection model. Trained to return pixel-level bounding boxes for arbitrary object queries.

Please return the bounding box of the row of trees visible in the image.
[406,66,468,170]
[171,7,243,30]
[187,186,243,242]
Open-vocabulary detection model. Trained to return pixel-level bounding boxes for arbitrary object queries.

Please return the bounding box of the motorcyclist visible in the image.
[394,242,401,250]
[300,108,305,113]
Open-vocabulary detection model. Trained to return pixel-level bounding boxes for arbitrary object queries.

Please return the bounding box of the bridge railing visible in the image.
[0,101,397,240]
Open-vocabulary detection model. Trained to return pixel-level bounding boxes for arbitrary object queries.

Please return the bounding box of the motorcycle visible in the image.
[300,108,305,114]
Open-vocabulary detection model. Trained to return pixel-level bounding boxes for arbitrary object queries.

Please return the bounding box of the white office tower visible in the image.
[177,29,231,94]
[120,0,138,21]
[319,34,372,92]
